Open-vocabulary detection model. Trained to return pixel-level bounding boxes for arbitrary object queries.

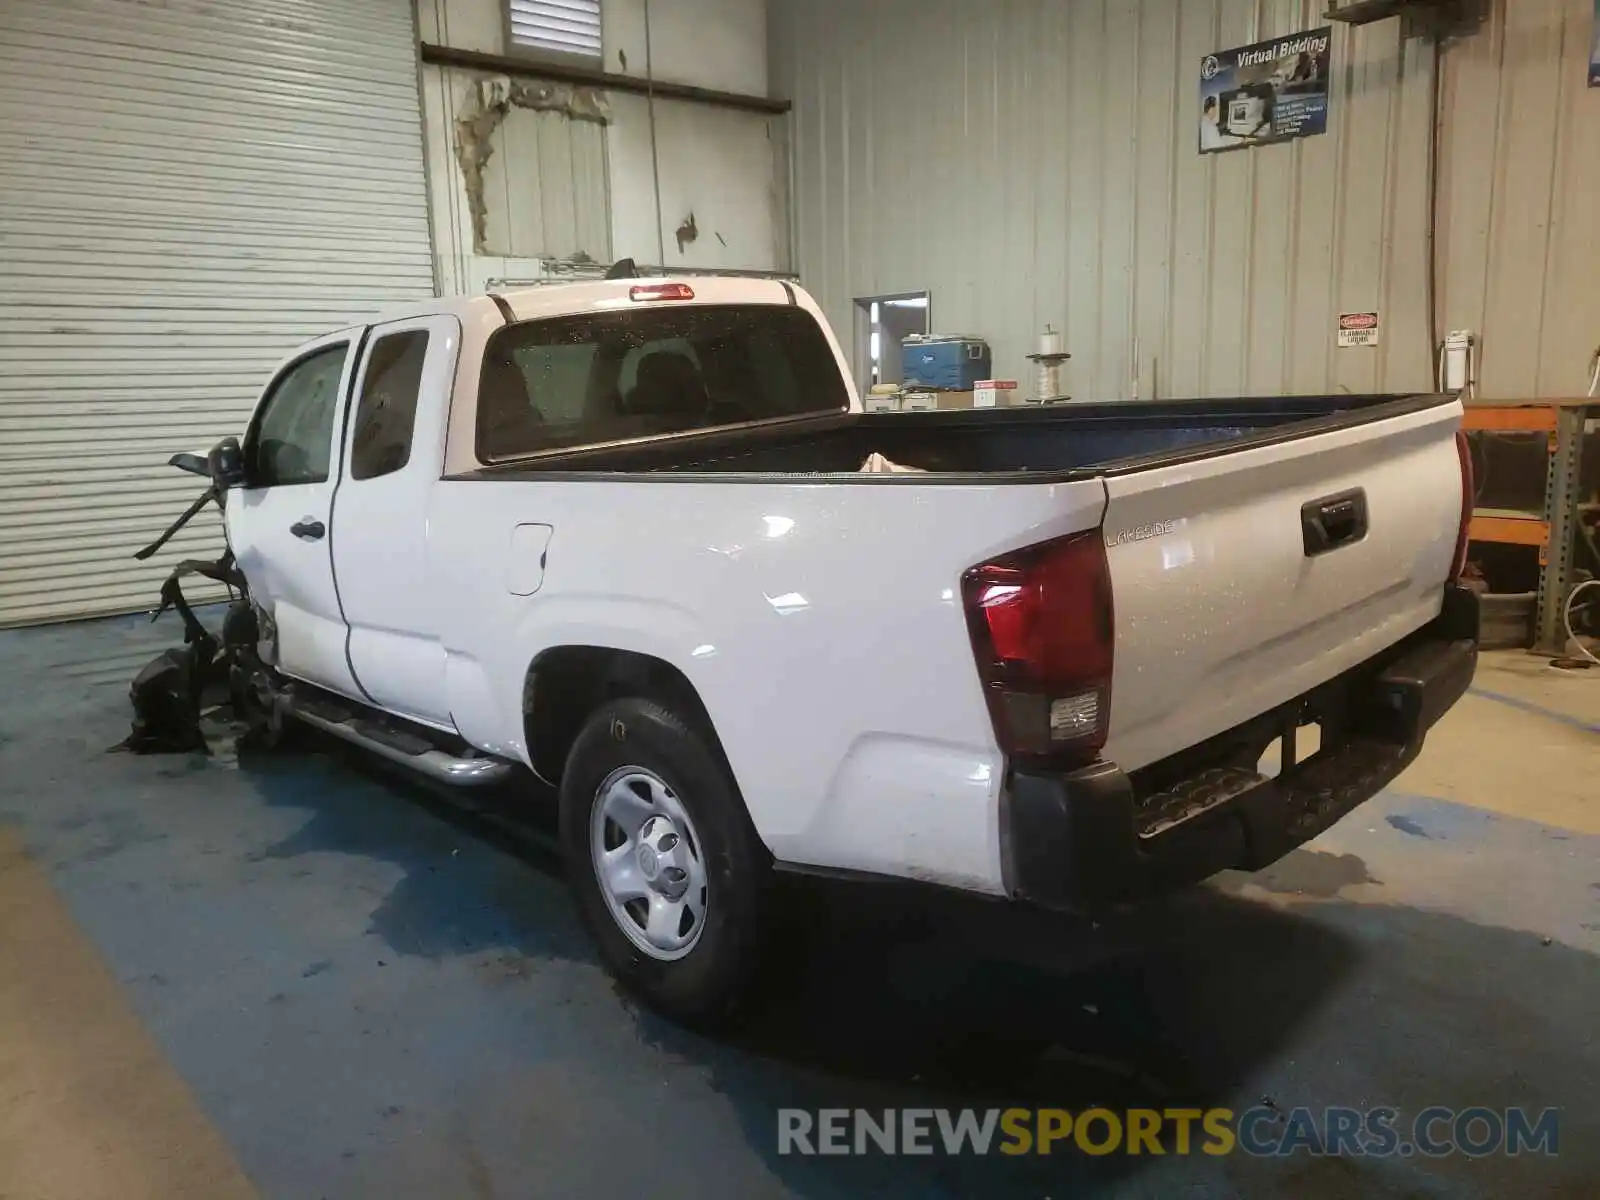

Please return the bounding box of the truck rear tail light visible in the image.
[961,530,1114,765]
[1450,429,1474,580]
[629,283,696,302]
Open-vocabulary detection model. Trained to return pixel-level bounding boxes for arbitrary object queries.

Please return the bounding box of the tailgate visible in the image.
[1099,397,1464,773]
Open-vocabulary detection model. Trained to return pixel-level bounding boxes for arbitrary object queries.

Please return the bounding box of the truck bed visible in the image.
[443,387,1465,784]
[454,393,1444,480]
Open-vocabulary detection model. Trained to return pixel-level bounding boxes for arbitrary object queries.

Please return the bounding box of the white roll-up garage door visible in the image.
[0,0,435,625]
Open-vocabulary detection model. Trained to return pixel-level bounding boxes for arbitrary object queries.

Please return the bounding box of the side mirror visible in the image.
[207,436,246,488]
[168,451,210,477]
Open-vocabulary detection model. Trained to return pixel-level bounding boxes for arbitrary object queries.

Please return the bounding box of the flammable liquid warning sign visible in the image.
[1338,312,1380,348]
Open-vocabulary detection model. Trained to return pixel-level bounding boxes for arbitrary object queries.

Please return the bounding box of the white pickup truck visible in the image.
[171,272,1478,1023]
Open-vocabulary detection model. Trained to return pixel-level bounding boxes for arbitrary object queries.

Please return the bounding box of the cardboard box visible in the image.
[864,392,901,413]
[974,379,1019,408]
[899,390,974,411]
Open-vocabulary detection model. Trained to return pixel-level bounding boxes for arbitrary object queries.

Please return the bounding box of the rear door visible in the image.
[227,331,363,698]
[332,314,461,729]
[1098,398,1464,773]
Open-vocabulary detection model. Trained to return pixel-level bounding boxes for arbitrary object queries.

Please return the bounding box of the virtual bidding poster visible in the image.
[1200,28,1331,154]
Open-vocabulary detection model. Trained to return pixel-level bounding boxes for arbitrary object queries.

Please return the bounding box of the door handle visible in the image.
[290,518,326,541]
[1301,489,1367,557]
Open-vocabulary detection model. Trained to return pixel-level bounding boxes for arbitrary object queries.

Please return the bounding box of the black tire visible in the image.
[559,696,770,1027]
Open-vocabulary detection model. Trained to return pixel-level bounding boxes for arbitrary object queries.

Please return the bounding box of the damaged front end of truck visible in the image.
[118,437,277,755]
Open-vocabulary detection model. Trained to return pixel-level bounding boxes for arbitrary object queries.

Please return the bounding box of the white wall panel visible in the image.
[0,0,434,625]
[1437,0,1600,399]
[422,0,781,289]
[774,0,1596,402]
[607,94,784,269]
[421,60,613,295]
[602,0,767,94]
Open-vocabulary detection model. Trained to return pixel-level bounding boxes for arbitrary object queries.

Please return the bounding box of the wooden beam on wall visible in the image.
[419,43,791,116]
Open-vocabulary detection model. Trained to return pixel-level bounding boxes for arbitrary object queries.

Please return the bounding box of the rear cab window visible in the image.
[476,304,849,461]
[350,330,429,480]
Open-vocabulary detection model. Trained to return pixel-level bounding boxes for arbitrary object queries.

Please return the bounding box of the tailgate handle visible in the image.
[1302,489,1368,556]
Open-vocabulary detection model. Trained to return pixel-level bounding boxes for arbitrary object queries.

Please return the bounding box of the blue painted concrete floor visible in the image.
[1,614,1596,1198]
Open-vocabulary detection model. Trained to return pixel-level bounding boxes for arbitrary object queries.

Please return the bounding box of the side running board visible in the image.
[285,691,515,788]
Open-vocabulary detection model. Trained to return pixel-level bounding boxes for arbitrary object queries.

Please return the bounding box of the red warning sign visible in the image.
[1338,312,1381,347]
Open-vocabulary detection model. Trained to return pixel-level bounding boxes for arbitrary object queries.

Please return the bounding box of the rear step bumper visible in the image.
[1002,584,1479,911]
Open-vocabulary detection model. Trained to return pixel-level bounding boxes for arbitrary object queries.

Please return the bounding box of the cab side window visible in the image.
[248,344,348,487]
[350,331,429,480]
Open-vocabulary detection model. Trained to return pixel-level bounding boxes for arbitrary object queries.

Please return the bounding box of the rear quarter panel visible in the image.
[426,474,1105,893]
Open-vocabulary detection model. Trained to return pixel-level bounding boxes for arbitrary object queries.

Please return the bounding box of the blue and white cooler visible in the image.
[902,335,992,391]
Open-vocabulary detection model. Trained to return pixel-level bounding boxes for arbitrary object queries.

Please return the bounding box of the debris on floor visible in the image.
[859,452,925,474]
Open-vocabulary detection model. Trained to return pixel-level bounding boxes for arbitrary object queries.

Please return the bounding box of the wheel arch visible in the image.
[522,645,728,788]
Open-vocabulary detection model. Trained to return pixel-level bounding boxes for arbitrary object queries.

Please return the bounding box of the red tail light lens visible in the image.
[629,283,696,302]
[1451,429,1474,580]
[961,530,1114,765]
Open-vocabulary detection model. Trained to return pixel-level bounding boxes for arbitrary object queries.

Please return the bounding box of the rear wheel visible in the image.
[589,765,709,961]
[559,697,769,1026]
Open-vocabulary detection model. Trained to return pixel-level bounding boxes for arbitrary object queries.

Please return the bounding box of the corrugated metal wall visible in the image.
[1437,0,1600,399]
[772,0,1600,402]
[0,0,435,625]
